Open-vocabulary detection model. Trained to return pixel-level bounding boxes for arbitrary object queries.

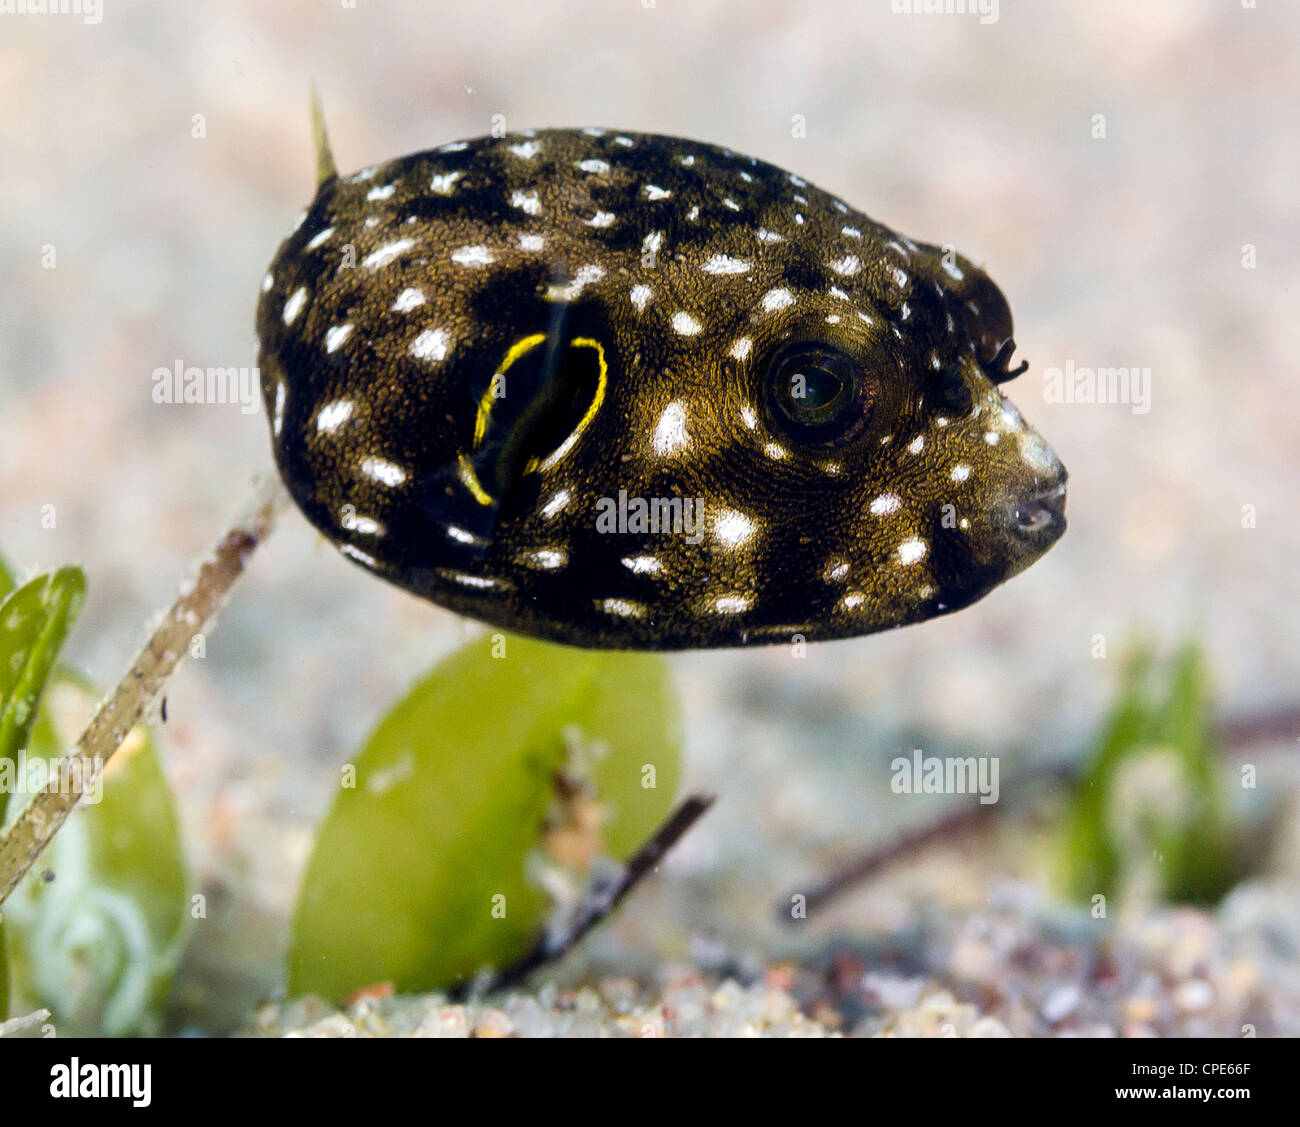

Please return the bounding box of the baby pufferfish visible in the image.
[257,110,1067,650]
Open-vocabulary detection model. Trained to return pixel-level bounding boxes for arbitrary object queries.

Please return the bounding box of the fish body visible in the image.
[257,126,1066,649]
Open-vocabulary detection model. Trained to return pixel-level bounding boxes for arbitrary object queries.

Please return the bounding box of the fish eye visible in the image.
[764,342,877,446]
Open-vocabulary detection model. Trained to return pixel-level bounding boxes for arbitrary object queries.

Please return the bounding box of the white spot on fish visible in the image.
[951,464,971,482]
[729,337,752,360]
[756,228,785,244]
[509,141,541,160]
[306,227,334,250]
[367,184,396,201]
[907,435,925,454]
[585,210,616,228]
[714,510,756,547]
[443,571,499,590]
[701,254,750,275]
[392,287,426,312]
[653,400,689,455]
[340,509,383,536]
[898,538,927,565]
[541,489,571,519]
[630,284,653,312]
[361,457,407,487]
[644,184,672,200]
[622,555,662,575]
[363,239,416,269]
[316,400,354,433]
[712,595,752,615]
[429,170,463,194]
[510,189,541,216]
[410,328,451,362]
[520,549,567,570]
[283,286,307,325]
[1018,430,1061,474]
[452,244,494,267]
[870,493,901,516]
[446,525,483,546]
[672,311,702,336]
[340,544,377,567]
[548,263,605,301]
[519,233,545,251]
[324,323,353,353]
[577,158,609,174]
[761,288,794,313]
[599,597,646,618]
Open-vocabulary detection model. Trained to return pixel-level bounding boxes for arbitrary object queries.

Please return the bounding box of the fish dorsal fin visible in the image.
[309,84,337,188]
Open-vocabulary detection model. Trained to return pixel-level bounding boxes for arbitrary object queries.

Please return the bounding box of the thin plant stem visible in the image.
[0,476,288,906]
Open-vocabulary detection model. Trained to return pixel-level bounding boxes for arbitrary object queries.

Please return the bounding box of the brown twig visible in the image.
[780,706,1300,922]
[459,793,716,999]
[1216,707,1300,751]
[0,476,288,906]
[781,762,1073,923]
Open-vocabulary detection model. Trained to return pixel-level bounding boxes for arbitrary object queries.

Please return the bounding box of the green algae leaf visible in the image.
[0,565,86,1019]
[289,633,682,1003]
[0,567,86,824]
[0,556,187,1033]
[1061,641,1244,907]
[2,675,190,1035]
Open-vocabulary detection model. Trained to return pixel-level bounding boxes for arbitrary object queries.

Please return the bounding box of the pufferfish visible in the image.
[256,106,1066,650]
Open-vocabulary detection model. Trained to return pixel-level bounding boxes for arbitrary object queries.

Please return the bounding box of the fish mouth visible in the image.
[1008,476,1068,544]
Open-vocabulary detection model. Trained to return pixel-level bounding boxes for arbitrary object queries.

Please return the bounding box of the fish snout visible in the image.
[1006,475,1068,547]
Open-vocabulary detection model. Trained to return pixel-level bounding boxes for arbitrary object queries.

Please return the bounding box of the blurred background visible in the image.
[1,0,1296,1035]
